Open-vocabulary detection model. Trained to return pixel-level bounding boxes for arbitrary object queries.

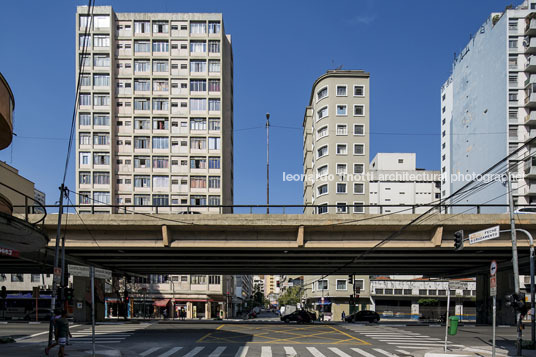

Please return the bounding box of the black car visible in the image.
[23,308,54,321]
[281,310,313,323]
[345,310,380,323]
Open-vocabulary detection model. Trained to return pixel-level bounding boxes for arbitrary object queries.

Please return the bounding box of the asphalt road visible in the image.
[2,320,536,356]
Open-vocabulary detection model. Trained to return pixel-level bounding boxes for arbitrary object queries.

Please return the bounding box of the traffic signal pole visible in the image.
[507,172,522,355]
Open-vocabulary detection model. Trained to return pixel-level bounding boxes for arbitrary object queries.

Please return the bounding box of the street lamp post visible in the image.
[265,113,270,214]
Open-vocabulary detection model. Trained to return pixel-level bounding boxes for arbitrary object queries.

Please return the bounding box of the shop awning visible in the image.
[153,299,170,307]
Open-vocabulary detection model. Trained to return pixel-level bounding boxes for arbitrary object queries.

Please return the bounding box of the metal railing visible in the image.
[12,203,518,216]
[0,181,47,225]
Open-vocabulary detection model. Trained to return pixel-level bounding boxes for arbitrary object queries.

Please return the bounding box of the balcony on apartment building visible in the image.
[526,84,536,107]
[527,56,536,73]
[526,37,536,54]
[527,182,536,195]
[526,17,536,36]
[0,73,14,150]
[525,157,536,178]
[526,110,536,125]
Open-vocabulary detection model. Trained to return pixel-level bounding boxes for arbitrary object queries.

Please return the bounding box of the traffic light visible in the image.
[124,289,129,301]
[65,288,73,303]
[349,294,355,305]
[454,230,464,251]
[0,286,6,299]
[505,292,528,315]
[348,275,353,284]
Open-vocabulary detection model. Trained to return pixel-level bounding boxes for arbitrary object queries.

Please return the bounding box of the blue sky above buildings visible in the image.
[0,0,513,210]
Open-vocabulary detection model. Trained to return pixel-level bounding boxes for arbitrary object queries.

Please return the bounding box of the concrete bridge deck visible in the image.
[2,213,535,276]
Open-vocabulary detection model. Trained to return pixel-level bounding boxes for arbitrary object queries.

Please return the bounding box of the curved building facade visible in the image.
[303,70,370,214]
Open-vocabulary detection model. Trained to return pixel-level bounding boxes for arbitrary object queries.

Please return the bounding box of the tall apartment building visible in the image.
[75,6,233,213]
[369,153,440,214]
[441,0,536,211]
[303,70,370,214]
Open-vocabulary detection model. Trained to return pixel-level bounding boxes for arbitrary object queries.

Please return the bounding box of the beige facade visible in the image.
[303,70,370,214]
[75,7,233,213]
[0,162,42,214]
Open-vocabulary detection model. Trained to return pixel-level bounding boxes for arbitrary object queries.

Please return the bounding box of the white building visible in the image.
[441,0,536,211]
[369,153,440,214]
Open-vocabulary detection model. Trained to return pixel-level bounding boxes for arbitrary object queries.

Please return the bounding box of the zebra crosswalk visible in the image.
[68,322,151,344]
[136,345,412,357]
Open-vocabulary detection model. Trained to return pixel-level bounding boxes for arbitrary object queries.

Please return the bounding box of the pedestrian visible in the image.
[341,311,346,321]
[45,310,71,357]
[163,309,168,319]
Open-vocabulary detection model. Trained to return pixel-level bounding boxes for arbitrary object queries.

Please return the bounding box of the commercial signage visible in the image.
[0,247,19,257]
[68,265,111,279]
[469,226,500,245]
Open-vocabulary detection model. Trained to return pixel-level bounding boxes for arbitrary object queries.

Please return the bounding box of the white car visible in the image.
[514,207,536,214]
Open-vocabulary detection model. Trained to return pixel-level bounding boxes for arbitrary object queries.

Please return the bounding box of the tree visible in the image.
[278,286,301,306]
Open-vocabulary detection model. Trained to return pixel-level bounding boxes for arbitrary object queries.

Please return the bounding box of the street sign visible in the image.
[490,276,497,296]
[69,265,111,279]
[469,225,500,245]
[490,260,497,277]
[449,280,467,290]
[0,247,19,257]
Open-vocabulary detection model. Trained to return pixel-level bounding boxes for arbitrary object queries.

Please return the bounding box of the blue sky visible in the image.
[0,0,512,210]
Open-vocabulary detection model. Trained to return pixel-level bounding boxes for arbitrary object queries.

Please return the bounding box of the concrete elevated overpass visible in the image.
[2,213,535,277]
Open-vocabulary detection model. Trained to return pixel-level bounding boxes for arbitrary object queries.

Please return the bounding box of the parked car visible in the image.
[23,308,53,321]
[514,207,536,214]
[178,211,201,214]
[281,310,313,324]
[345,310,380,323]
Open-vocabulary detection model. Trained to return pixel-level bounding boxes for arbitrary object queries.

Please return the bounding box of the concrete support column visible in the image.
[476,269,516,325]
[187,302,193,319]
[72,275,105,323]
[206,301,211,319]
[411,300,420,320]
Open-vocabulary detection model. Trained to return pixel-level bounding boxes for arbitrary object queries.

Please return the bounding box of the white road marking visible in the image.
[261,346,272,357]
[140,347,162,356]
[208,346,227,357]
[235,346,249,357]
[284,346,297,356]
[351,347,377,357]
[183,346,205,357]
[329,347,353,357]
[374,348,399,357]
[306,347,326,357]
[157,346,183,357]
[396,350,411,355]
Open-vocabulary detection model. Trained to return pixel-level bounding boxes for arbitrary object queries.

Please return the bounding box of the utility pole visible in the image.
[266,113,270,214]
[507,172,522,355]
[49,184,66,345]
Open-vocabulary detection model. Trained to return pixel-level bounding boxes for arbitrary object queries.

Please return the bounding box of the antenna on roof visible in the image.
[335,65,344,70]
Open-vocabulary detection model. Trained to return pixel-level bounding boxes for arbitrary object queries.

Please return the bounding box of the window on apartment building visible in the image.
[93,54,110,68]
[353,163,364,174]
[208,21,221,34]
[508,39,518,49]
[190,79,207,92]
[354,183,364,194]
[191,60,207,73]
[336,85,347,96]
[79,35,91,49]
[153,194,169,206]
[317,126,328,139]
[134,137,149,149]
[153,80,169,92]
[317,87,328,101]
[191,137,206,149]
[394,289,403,295]
[93,172,110,185]
[208,176,220,189]
[153,99,169,111]
[208,40,220,53]
[208,79,221,92]
[135,118,150,130]
[375,288,383,294]
[208,275,221,285]
[353,202,364,213]
[152,40,169,53]
[509,74,518,85]
[317,204,328,214]
[31,274,41,283]
[190,22,207,34]
[384,288,393,294]
[190,98,207,111]
[79,93,91,106]
[509,56,518,69]
[93,35,110,47]
[153,176,169,189]
[354,124,364,136]
[93,94,110,106]
[353,105,365,116]
[336,164,347,175]
[94,114,110,126]
[11,274,24,282]
[336,124,347,135]
[191,275,207,284]
[509,91,518,102]
[190,118,207,130]
[317,106,328,120]
[336,144,347,155]
[191,195,207,206]
[153,157,169,169]
[354,279,365,290]
[336,280,347,290]
[134,195,150,206]
[354,85,365,96]
[354,144,364,155]
[80,74,90,87]
[134,21,150,34]
[93,153,110,165]
[79,152,90,165]
[208,157,220,169]
[80,192,90,204]
[317,165,328,177]
[153,60,169,72]
[317,145,328,158]
[336,202,347,213]
[509,20,518,31]
[404,289,412,295]
[336,105,347,116]
[317,184,328,196]
[428,290,437,295]
[134,41,151,53]
[190,176,206,189]
[190,41,207,53]
[93,192,110,205]
[153,21,169,34]
[134,176,150,188]
[336,183,347,193]
[153,118,168,130]
[317,279,328,290]
[208,137,221,150]
[209,99,221,112]
[93,134,109,145]
[80,54,91,68]
[152,137,169,149]
[208,60,220,73]
[79,172,91,185]
[209,119,220,131]
[134,60,150,73]
[79,133,91,145]
[190,157,206,169]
